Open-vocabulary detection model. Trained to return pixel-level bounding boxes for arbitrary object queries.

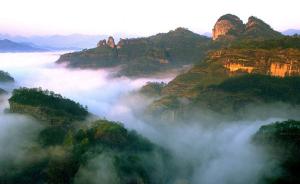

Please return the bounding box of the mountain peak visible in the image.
[218,14,242,22]
[212,14,245,40]
[96,36,116,48]
[174,27,189,32]
[244,16,282,39]
[212,14,282,41]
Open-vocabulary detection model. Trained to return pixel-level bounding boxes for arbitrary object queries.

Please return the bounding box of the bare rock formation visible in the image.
[107,36,116,48]
[97,39,107,47]
[212,14,282,40]
[212,14,245,40]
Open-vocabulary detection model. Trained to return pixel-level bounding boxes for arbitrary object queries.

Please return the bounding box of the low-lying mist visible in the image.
[0,52,291,183]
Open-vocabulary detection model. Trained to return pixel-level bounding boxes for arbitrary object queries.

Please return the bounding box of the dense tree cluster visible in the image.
[215,75,300,104]
[0,120,170,184]
[9,87,88,123]
[230,35,300,49]
[253,120,300,184]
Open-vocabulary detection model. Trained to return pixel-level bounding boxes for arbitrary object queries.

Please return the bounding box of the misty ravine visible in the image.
[0,52,290,184]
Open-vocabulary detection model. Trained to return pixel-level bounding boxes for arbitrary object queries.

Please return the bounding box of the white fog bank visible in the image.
[0,52,286,184]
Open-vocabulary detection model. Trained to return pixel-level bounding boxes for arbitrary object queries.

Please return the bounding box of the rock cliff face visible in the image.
[212,14,245,40]
[107,36,116,48]
[160,48,300,97]
[212,14,282,40]
[96,36,116,48]
[97,39,106,47]
[211,48,300,77]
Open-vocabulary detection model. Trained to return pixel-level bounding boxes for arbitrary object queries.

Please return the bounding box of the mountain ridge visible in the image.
[0,39,46,52]
[56,27,211,76]
[212,14,282,40]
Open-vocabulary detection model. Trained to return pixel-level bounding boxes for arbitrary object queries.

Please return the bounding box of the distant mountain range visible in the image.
[0,39,46,52]
[282,29,300,35]
[0,33,138,50]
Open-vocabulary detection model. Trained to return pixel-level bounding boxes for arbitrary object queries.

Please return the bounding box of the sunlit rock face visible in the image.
[270,62,300,77]
[210,48,300,77]
[224,63,254,73]
[212,14,282,40]
[107,36,116,48]
[96,36,116,48]
[225,62,300,77]
[212,14,245,40]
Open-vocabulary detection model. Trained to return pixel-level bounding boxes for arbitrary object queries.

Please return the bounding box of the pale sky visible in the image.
[0,0,299,36]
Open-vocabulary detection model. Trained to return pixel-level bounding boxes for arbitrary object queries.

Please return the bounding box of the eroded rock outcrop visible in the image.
[97,39,107,47]
[107,36,116,48]
[212,14,282,40]
[212,48,300,77]
[96,36,116,48]
[212,14,245,40]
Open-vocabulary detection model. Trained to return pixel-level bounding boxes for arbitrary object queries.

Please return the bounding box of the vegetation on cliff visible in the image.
[149,75,300,120]
[253,120,300,183]
[0,70,14,82]
[230,35,300,49]
[140,82,166,97]
[8,87,88,124]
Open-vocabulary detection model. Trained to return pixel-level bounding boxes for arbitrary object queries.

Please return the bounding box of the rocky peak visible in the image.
[107,36,116,48]
[212,14,282,41]
[246,16,268,29]
[116,38,128,49]
[96,36,117,48]
[97,39,107,47]
[244,16,282,39]
[212,14,245,40]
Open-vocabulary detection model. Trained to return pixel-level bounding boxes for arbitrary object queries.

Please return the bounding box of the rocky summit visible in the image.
[212,14,245,40]
[96,36,116,48]
[212,14,282,40]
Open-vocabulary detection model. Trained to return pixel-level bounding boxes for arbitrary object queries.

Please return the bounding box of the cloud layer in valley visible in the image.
[0,51,292,183]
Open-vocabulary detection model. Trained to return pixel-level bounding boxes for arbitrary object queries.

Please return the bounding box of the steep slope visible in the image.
[149,74,300,121]
[56,28,211,76]
[162,47,300,97]
[147,36,300,121]
[243,16,282,39]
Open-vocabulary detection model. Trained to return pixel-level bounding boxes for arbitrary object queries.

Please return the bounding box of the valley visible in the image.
[0,13,300,184]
